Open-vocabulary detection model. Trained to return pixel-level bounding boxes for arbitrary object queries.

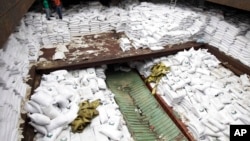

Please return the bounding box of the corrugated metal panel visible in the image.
[0,0,35,49]
[106,70,188,141]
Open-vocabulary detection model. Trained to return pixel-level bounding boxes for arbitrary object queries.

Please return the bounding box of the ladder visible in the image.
[170,0,177,8]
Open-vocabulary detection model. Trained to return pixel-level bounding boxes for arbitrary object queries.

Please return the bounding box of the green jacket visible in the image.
[43,0,49,9]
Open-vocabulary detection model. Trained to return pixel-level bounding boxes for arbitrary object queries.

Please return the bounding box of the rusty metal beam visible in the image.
[36,41,202,74]
[21,65,41,141]
[0,0,35,49]
[203,44,250,76]
[206,0,250,11]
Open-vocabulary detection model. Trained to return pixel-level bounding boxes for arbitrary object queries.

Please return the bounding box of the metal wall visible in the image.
[206,0,250,11]
[0,0,35,49]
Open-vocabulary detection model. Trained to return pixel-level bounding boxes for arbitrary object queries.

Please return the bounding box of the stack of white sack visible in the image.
[22,1,250,67]
[202,16,222,43]
[24,12,71,46]
[45,20,70,45]
[209,21,233,52]
[130,48,250,141]
[66,3,126,36]
[57,19,71,43]
[228,31,250,66]
[24,70,79,140]
[24,68,133,141]
[14,18,41,62]
[0,22,33,141]
[119,37,132,52]
[115,12,129,33]
[68,14,83,37]
[0,36,30,98]
[24,2,208,51]
[52,44,69,60]
[202,9,250,67]
[125,2,207,50]
[0,86,23,141]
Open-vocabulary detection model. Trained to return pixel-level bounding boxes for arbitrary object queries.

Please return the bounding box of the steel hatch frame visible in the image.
[22,42,250,141]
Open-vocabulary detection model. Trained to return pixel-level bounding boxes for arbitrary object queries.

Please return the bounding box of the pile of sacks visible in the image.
[131,48,250,141]
[0,86,23,141]
[125,1,206,48]
[24,1,207,51]
[24,68,133,141]
[203,10,250,67]
[24,13,71,46]
[0,35,31,97]
[228,31,250,66]
[119,37,132,52]
[124,3,206,50]
[0,26,32,141]
[52,44,69,60]
[67,2,127,37]
[22,1,250,66]
[14,19,41,62]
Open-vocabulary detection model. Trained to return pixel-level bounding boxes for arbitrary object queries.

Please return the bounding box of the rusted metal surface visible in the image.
[0,0,35,49]
[203,44,250,76]
[37,32,202,74]
[36,32,250,76]
[206,0,250,11]
[25,65,37,91]
[21,68,42,141]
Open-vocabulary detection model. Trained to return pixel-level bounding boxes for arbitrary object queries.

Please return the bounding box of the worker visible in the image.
[43,0,52,20]
[53,0,62,19]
